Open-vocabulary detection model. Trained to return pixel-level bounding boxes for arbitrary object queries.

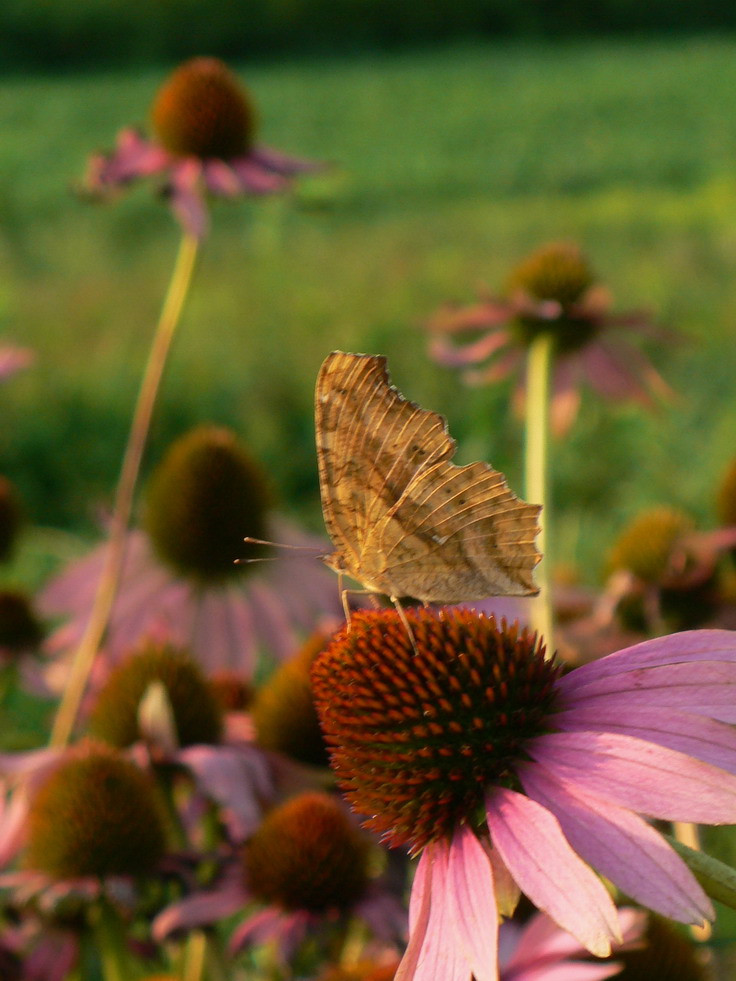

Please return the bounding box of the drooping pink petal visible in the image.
[445,825,498,981]
[249,145,323,175]
[86,128,170,188]
[580,339,655,404]
[168,159,208,238]
[229,157,290,194]
[230,907,310,960]
[429,328,512,368]
[559,629,736,695]
[152,873,245,940]
[528,730,736,823]
[520,765,712,923]
[24,927,79,981]
[177,744,273,840]
[203,159,243,196]
[428,299,514,336]
[549,357,583,437]
[553,703,736,773]
[485,788,620,957]
[465,348,524,385]
[397,843,468,981]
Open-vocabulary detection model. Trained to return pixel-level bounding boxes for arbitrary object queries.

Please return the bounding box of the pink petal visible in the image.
[0,345,34,380]
[429,328,512,368]
[229,157,290,194]
[528,730,736,823]
[397,843,468,981]
[177,744,272,840]
[249,144,322,175]
[152,875,246,940]
[485,788,620,957]
[203,159,243,196]
[560,629,736,694]
[168,159,208,238]
[464,348,523,386]
[445,826,498,981]
[553,704,736,773]
[520,765,712,923]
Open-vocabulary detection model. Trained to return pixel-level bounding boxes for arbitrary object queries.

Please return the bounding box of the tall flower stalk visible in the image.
[524,332,554,652]
[50,232,198,747]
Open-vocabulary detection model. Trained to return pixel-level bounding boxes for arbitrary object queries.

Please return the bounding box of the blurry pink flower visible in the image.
[312,608,736,981]
[41,522,341,680]
[0,345,33,382]
[499,907,644,981]
[40,427,344,679]
[154,791,406,964]
[428,242,671,436]
[84,57,320,238]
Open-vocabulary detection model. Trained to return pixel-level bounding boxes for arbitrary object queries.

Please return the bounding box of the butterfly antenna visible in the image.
[236,536,324,566]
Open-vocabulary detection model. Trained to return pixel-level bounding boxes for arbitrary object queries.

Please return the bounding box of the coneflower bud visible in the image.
[243,792,371,912]
[251,632,330,767]
[151,57,256,160]
[507,241,595,307]
[0,589,44,654]
[88,641,223,749]
[312,608,560,853]
[506,241,601,352]
[608,507,694,584]
[25,743,166,879]
[144,426,271,583]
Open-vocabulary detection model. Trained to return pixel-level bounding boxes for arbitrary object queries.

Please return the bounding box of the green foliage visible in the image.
[3,38,736,583]
[2,0,736,69]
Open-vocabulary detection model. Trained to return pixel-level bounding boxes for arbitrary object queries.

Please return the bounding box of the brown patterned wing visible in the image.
[315,352,454,581]
[315,350,540,603]
[362,459,541,602]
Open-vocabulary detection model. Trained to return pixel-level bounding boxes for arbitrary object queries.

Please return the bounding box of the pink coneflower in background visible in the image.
[153,791,406,967]
[83,57,321,238]
[427,241,671,435]
[0,345,33,383]
[312,607,736,981]
[40,426,343,680]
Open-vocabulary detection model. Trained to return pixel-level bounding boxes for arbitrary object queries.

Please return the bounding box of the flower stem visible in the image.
[93,898,138,981]
[524,332,555,656]
[50,232,199,748]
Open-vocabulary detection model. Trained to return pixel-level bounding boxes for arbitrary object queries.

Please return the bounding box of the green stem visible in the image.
[50,232,199,748]
[524,332,555,656]
[93,898,138,981]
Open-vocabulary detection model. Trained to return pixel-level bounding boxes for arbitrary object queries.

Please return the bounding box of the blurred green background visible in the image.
[2,29,736,586]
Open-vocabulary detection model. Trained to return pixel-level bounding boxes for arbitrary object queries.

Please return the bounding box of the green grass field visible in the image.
[3,34,736,585]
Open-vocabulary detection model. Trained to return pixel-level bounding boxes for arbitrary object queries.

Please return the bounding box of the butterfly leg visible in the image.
[391,597,419,655]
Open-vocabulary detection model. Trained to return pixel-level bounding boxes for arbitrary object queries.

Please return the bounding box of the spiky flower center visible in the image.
[144,425,271,583]
[608,507,694,584]
[151,57,256,160]
[252,631,330,768]
[243,792,370,912]
[0,590,43,652]
[25,743,165,879]
[88,641,223,748]
[508,242,595,307]
[311,608,561,852]
[507,242,600,352]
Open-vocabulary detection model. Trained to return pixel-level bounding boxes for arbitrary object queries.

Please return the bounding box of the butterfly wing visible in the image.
[315,352,454,582]
[365,458,541,602]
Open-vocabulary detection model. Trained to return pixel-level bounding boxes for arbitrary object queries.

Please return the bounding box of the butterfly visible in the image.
[315,351,541,612]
